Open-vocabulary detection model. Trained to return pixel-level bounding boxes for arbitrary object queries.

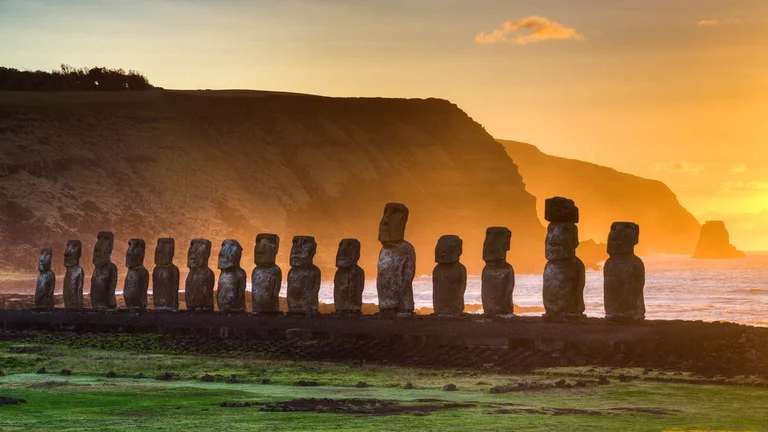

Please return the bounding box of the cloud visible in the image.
[719,181,768,194]
[650,162,709,175]
[475,16,584,46]
[697,17,740,26]
[730,164,748,173]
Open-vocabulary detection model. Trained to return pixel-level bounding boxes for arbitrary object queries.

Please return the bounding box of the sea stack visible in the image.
[286,236,321,314]
[62,240,84,310]
[692,221,745,259]
[123,239,150,311]
[481,227,514,316]
[152,238,180,311]
[34,248,55,309]
[217,239,246,313]
[90,232,118,310]
[376,203,416,315]
[432,235,467,316]
[542,197,586,320]
[333,238,365,315]
[604,222,645,320]
[185,238,215,311]
[251,234,282,314]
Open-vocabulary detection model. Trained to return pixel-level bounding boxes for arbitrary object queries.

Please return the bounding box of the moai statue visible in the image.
[217,239,246,313]
[376,203,416,315]
[62,240,84,310]
[35,248,55,309]
[90,231,118,310]
[604,222,645,320]
[286,236,321,314]
[152,238,180,311]
[542,197,586,320]
[481,227,515,316]
[123,239,150,311]
[333,238,365,315]
[185,238,215,311]
[251,234,282,314]
[432,235,467,316]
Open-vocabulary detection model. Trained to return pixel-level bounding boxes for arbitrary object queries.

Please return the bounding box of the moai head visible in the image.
[483,227,511,262]
[545,223,579,260]
[435,235,462,264]
[38,248,52,273]
[607,222,640,255]
[218,239,243,270]
[336,238,361,268]
[125,239,146,268]
[544,197,579,223]
[378,202,409,246]
[92,231,115,266]
[63,240,82,267]
[290,236,317,267]
[254,233,280,266]
[154,238,175,266]
[187,238,212,269]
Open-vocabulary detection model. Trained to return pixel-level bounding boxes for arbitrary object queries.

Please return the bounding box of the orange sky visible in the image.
[1,0,767,249]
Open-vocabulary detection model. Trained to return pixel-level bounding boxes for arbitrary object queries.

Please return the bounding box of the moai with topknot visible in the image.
[251,234,282,314]
[432,235,467,316]
[333,238,365,315]
[123,239,149,311]
[35,248,55,309]
[481,227,515,316]
[542,197,586,320]
[376,203,416,315]
[91,232,118,310]
[185,238,215,311]
[287,236,321,314]
[153,238,180,311]
[63,240,84,310]
[217,239,246,313]
[604,222,645,320]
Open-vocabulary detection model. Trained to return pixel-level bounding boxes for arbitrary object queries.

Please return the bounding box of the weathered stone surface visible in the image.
[153,238,180,310]
[287,236,321,314]
[432,235,466,315]
[90,231,118,310]
[544,196,579,223]
[333,238,365,314]
[481,227,514,316]
[545,222,579,261]
[62,240,84,310]
[543,221,585,318]
[123,239,149,311]
[217,239,246,312]
[604,222,645,320]
[251,234,282,314]
[376,203,415,314]
[35,248,55,309]
[185,238,215,311]
[692,220,746,259]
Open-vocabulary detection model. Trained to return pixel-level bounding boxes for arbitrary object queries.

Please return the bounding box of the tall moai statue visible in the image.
[376,203,416,315]
[35,248,55,309]
[287,236,321,314]
[123,239,150,311]
[333,238,365,315]
[251,234,282,314]
[542,197,586,320]
[432,235,467,316]
[90,231,118,310]
[185,238,215,311]
[153,238,180,311]
[481,227,515,316]
[62,240,84,310]
[604,222,645,320]
[217,239,246,313]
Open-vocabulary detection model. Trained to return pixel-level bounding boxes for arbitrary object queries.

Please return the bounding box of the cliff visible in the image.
[500,140,701,255]
[0,91,544,281]
[692,221,746,259]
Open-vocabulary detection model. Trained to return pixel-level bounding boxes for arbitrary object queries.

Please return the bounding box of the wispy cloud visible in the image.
[650,162,709,176]
[730,164,748,173]
[697,17,740,26]
[475,16,584,46]
[719,181,768,194]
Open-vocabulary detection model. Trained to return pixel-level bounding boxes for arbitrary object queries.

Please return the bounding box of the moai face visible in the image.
[126,239,146,268]
[38,248,52,272]
[254,234,280,266]
[545,223,579,260]
[63,240,82,267]
[378,202,409,245]
[336,238,361,268]
[607,222,640,255]
[290,236,317,267]
[544,197,579,223]
[483,227,511,262]
[187,238,212,268]
[92,231,114,266]
[218,239,243,270]
[154,238,175,266]
[435,235,462,264]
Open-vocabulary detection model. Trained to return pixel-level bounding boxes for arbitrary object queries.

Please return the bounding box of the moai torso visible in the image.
[432,235,467,316]
[481,227,515,316]
[63,240,84,310]
[333,238,365,314]
[152,238,180,310]
[185,239,215,311]
[604,222,646,320]
[123,239,149,311]
[542,198,585,319]
[376,203,416,314]
[35,248,55,309]
[287,236,321,313]
[251,234,282,314]
[217,239,246,313]
[90,232,118,310]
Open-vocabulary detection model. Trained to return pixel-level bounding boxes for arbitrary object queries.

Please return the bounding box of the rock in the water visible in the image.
[62,240,84,310]
[34,248,55,309]
[287,236,321,314]
[90,232,118,310]
[185,238,215,311]
[604,222,645,320]
[153,238,180,311]
[692,220,745,259]
[123,239,149,311]
[376,203,416,314]
[542,213,585,319]
[544,196,579,223]
[333,238,365,314]
[217,239,246,313]
[251,234,282,314]
[481,227,515,316]
[432,235,466,316]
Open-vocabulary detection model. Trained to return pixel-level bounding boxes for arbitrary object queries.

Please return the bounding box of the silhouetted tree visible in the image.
[0,65,155,91]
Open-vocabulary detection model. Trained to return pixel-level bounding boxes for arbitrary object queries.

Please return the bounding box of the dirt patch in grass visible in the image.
[609,407,678,415]
[219,398,474,416]
[491,407,603,416]
[0,396,28,405]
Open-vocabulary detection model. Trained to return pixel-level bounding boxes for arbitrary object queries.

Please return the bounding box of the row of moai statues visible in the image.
[33,199,645,320]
